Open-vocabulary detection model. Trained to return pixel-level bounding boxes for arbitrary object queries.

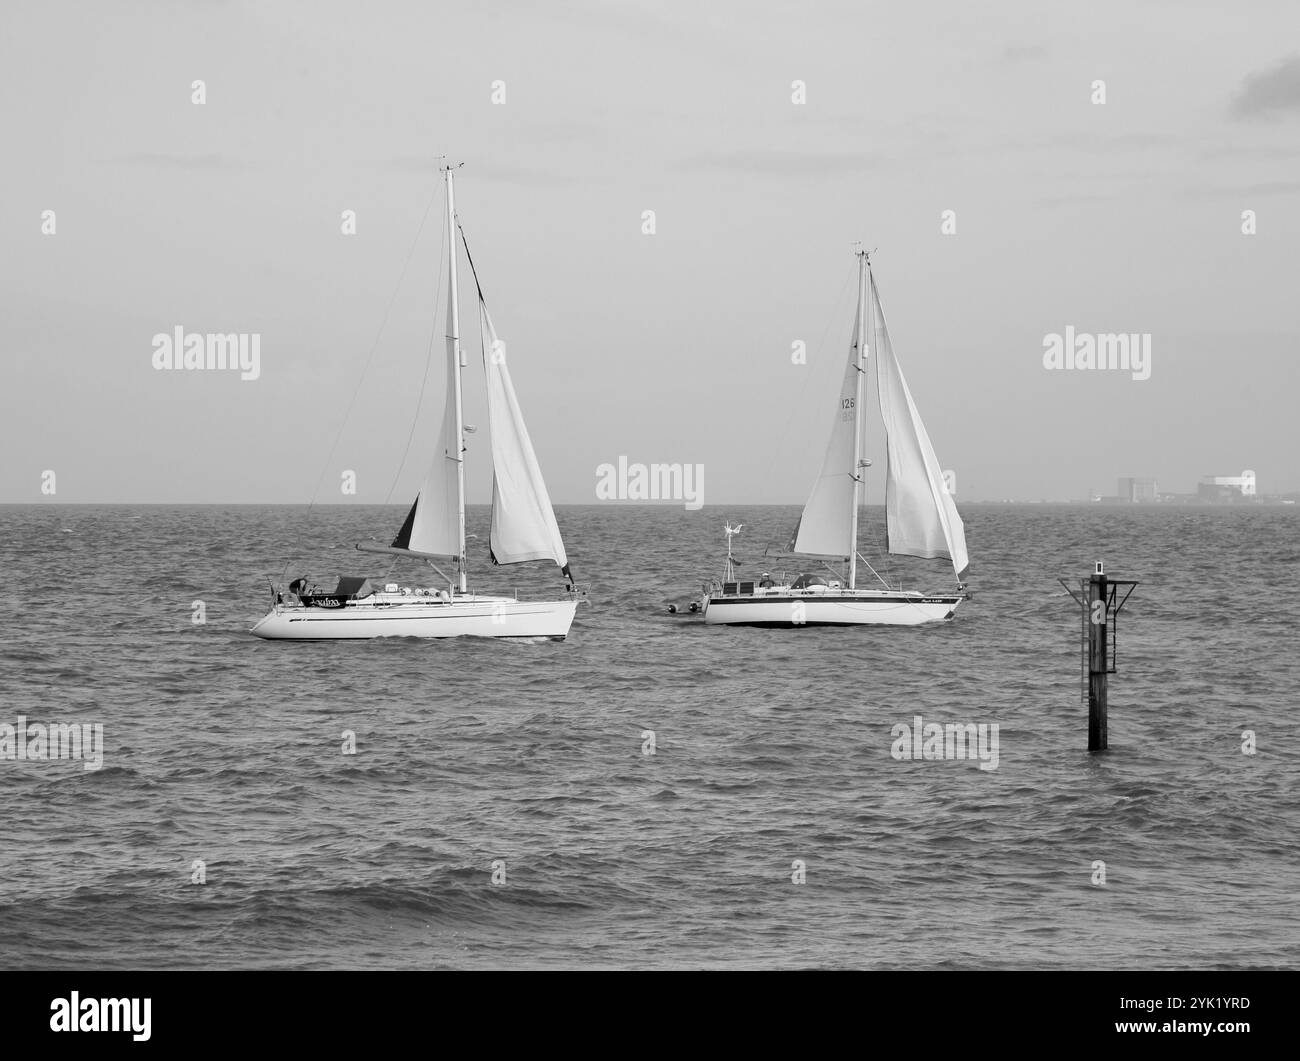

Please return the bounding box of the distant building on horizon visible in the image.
[1198,469,1256,501]
[1098,476,1159,503]
[1117,476,1158,502]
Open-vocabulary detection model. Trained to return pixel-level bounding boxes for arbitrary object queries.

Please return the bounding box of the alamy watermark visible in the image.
[596,457,704,510]
[0,716,103,771]
[890,714,999,771]
[152,327,261,380]
[50,993,150,1040]
[1042,327,1151,381]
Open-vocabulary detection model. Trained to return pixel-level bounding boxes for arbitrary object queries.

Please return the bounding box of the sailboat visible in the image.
[251,164,582,640]
[701,247,969,627]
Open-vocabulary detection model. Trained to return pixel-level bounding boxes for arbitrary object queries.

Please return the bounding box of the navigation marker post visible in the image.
[1060,561,1138,751]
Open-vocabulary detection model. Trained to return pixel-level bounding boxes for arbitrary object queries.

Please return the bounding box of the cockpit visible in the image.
[288,575,376,608]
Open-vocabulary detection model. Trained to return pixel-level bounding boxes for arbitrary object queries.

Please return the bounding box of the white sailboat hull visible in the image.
[250,594,578,640]
[703,589,961,627]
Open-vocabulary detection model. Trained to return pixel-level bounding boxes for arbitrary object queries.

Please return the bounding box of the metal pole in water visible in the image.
[1061,562,1136,753]
[1088,560,1108,751]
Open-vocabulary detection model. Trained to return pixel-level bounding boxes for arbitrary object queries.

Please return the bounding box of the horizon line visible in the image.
[4,498,1295,507]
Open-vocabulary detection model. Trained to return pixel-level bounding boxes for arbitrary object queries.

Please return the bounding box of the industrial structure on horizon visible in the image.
[1093,470,1260,503]
[1117,477,1158,502]
[1197,470,1256,500]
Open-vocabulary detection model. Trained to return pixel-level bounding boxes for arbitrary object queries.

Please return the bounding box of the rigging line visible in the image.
[456,219,487,304]
[855,551,892,589]
[382,204,448,510]
[280,176,442,579]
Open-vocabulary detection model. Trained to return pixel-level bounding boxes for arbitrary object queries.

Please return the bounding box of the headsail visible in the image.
[788,284,864,558]
[871,273,969,581]
[478,300,571,580]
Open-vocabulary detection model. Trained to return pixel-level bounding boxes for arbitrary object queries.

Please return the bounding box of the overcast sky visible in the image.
[3,0,1298,504]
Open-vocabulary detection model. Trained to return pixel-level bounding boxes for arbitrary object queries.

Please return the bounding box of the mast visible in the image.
[445,164,468,593]
[848,247,869,590]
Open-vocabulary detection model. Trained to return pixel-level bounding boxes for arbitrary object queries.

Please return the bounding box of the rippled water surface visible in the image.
[1,503,1297,969]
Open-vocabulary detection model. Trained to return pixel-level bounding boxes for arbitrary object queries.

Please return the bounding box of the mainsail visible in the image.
[478,301,571,580]
[788,285,864,558]
[391,238,464,560]
[871,274,969,581]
